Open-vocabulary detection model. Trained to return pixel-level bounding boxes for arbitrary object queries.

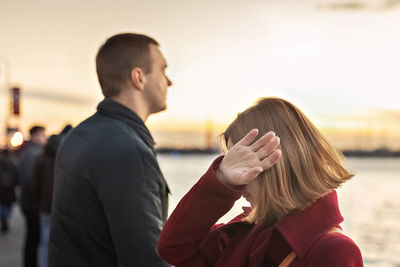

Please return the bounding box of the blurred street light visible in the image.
[10,131,23,147]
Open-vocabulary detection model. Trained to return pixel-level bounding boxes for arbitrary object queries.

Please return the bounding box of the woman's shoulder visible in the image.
[305,232,363,266]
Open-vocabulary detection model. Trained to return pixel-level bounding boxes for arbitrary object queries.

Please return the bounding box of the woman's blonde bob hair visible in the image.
[221,97,354,226]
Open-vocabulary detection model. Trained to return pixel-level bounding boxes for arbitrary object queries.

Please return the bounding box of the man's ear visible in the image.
[130,68,146,91]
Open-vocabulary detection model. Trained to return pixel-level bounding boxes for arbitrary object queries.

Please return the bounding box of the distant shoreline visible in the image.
[156,147,400,157]
[341,148,400,158]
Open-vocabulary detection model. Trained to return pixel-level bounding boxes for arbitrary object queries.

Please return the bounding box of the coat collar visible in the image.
[97,98,156,150]
[274,190,343,258]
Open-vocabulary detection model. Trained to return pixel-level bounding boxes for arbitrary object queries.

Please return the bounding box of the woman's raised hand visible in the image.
[217,129,281,188]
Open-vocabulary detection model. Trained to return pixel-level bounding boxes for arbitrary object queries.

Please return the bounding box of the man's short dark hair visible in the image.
[29,126,45,137]
[96,33,159,98]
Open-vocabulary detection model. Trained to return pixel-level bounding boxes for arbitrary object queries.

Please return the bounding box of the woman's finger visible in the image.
[257,137,280,159]
[240,166,263,183]
[260,149,282,170]
[236,129,259,146]
[251,131,275,152]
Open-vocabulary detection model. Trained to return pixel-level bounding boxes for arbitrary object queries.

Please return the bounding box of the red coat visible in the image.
[158,157,363,267]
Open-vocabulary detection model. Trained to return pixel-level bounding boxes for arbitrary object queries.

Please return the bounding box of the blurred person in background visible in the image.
[33,125,72,267]
[18,125,47,267]
[158,97,363,267]
[0,148,18,234]
[49,33,172,267]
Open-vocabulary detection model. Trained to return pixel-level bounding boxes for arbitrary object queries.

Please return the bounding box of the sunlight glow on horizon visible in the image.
[1,0,399,149]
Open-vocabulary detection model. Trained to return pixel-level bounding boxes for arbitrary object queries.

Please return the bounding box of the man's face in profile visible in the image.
[142,44,173,114]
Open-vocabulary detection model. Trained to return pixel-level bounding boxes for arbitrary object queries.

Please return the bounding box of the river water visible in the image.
[158,155,400,267]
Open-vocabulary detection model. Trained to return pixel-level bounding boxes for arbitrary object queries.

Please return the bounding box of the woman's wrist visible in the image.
[216,167,231,187]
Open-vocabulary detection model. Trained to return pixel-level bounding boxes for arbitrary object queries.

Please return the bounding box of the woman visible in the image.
[157,97,363,266]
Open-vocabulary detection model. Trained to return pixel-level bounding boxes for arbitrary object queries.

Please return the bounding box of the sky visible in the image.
[1,0,400,149]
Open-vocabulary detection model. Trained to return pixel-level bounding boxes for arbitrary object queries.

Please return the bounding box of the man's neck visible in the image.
[110,94,149,122]
[30,140,41,146]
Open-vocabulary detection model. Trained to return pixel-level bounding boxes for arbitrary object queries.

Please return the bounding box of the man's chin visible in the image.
[152,104,167,115]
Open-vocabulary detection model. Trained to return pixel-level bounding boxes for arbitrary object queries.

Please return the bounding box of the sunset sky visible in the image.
[1,0,399,149]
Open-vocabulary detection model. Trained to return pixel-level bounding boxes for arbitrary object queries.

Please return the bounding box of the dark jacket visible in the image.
[18,141,43,211]
[0,150,18,205]
[49,99,170,267]
[158,157,363,267]
[33,135,62,214]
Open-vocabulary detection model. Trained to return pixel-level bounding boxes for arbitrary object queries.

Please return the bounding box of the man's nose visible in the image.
[167,76,173,87]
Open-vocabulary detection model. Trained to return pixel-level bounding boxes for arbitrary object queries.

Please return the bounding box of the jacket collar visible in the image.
[97,98,156,150]
[274,190,343,258]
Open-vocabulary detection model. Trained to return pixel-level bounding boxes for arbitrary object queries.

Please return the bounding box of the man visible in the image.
[18,125,47,267]
[49,33,172,267]
[33,125,72,267]
[0,148,18,234]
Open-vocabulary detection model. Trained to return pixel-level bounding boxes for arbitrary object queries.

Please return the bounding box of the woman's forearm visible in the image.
[157,156,243,266]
